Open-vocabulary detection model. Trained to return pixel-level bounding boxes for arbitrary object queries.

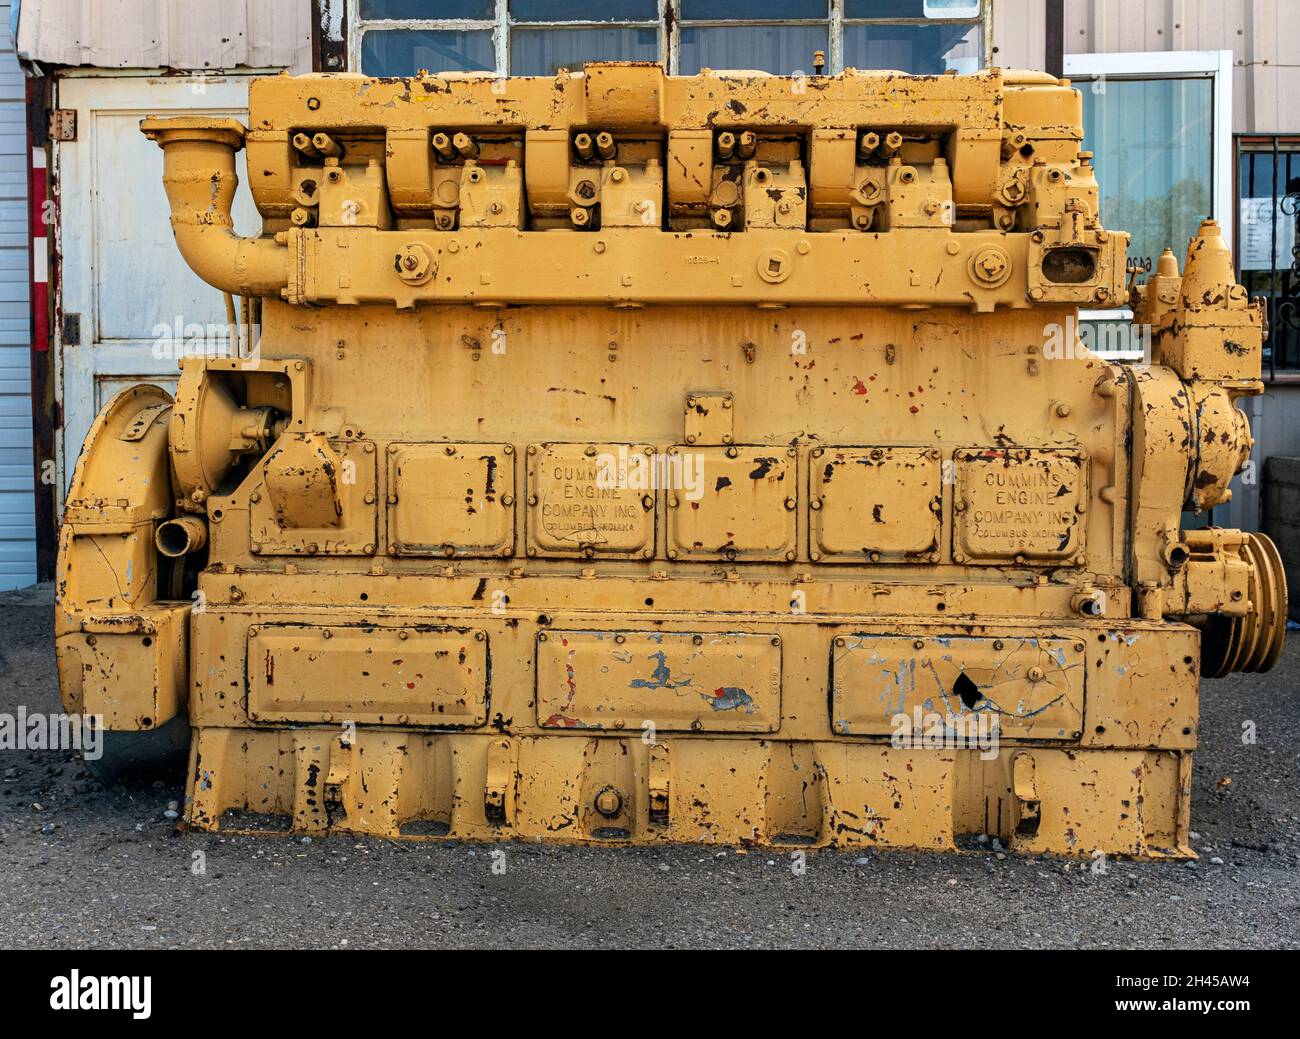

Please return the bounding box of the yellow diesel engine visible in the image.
[55,64,1284,857]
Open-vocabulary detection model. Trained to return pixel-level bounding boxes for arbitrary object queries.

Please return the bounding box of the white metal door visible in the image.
[54,74,261,498]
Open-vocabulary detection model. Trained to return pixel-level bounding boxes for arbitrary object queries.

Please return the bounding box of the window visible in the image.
[1080,77,1213,275]
[842,1,982,75]
[361,29,496,74]
[509,2,661,76]
[1064,51,1233,360]
[676,1,828,76]
[352,1,987,77]
[1237,138,1300,375]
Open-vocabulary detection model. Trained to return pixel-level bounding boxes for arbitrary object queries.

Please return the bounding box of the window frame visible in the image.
[1062,50,1234,335]
[348,1,990,77]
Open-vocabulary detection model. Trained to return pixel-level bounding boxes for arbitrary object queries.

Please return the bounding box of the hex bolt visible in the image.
[594,787,624,818]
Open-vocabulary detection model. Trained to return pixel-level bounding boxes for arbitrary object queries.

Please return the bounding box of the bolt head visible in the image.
[594,787,623,818]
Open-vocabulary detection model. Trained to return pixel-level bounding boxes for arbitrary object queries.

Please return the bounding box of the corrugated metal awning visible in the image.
[16,0,311,72]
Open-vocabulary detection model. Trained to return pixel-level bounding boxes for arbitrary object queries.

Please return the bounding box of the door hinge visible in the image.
[49,109,77,142]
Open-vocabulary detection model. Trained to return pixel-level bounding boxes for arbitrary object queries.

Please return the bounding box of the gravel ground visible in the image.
[1,582,1297,950]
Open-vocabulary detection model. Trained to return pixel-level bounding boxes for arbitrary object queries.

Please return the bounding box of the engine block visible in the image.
[55,64,1284,857]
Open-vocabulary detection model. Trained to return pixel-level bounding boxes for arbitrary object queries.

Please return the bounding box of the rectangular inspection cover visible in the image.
[248,624,489,727]
[831,634,1084,741]
[536,629,782,732]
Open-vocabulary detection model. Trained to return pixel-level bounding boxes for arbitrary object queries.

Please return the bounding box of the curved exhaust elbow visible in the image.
[141,117,289,299]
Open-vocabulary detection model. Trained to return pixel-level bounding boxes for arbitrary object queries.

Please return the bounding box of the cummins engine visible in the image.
[55,64,1284,857]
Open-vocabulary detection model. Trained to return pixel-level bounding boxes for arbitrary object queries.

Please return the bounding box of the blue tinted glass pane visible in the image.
[510,27,659,75]
[1080,78,1212,271]
[846,0,980,16]
[842,22,981,73]
[510,1,658,20]
[360,0,493,18]
[680,1,827,17]
[361,29,495,75]
[677,25,828,75]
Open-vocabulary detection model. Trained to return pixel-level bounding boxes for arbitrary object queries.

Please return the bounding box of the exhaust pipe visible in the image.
[141,117,289,298]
